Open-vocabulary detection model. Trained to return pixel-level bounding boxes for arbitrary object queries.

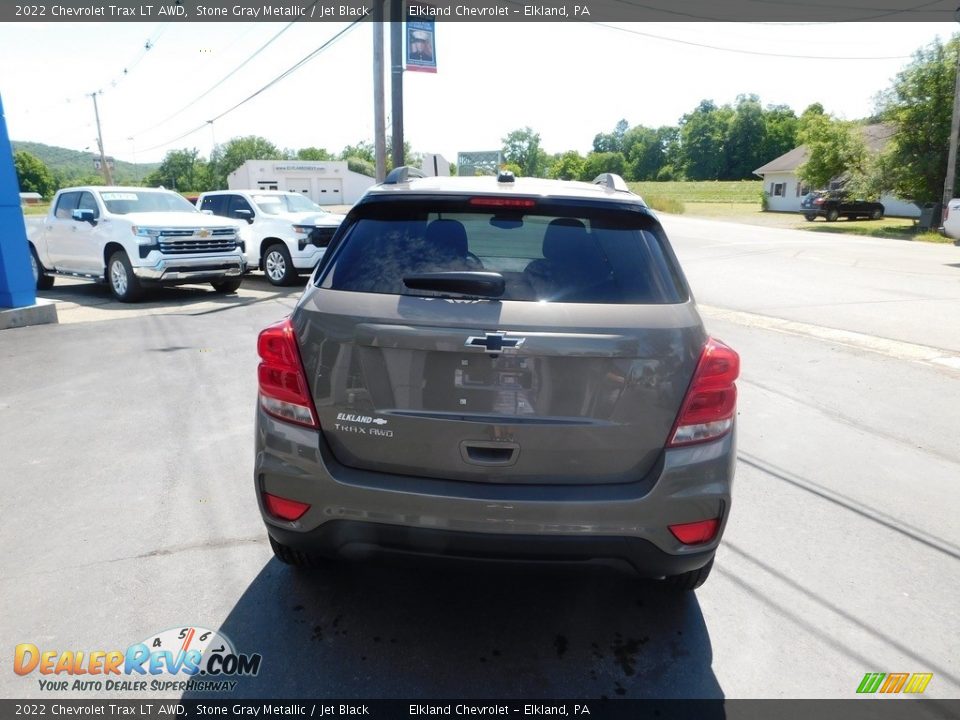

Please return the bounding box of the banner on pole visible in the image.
[405,16,437,73]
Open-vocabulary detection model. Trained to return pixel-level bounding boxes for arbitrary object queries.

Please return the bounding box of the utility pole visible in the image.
[390,0,404,170]
[90,92,113,185]
[373,0,386,182]
[943,47,960,221]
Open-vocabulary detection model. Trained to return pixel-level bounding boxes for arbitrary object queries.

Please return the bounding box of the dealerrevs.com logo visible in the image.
[14,626,261,693]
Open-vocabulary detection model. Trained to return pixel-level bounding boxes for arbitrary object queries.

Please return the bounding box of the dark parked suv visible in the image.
[801,191,884,221]
[254,169,739,590]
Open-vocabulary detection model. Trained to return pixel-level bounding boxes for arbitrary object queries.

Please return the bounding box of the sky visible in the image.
[0,21,957,166]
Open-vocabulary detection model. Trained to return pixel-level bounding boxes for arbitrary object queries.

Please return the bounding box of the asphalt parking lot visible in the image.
[2,221,959,700]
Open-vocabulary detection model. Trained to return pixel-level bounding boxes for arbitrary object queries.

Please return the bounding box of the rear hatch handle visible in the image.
[459,440,520,467]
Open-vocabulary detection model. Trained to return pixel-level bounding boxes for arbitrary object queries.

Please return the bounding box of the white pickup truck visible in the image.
[196,190,344,286]
[26,186,246,302]
[940,199,960,245]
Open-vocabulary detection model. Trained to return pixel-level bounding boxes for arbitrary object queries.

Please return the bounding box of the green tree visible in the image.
[582,151,626,180]
[876,35,960,203]
[547,150,586,181]
[209,136,282,189]
[144,148,211,192]
[502,127,547,177]
[340,140,375,164]
[761,104,799,166]
[724,95,768,179]
[592,119,629,154]
[620,126,665,181]
[679,100,730,180]
[297,147,334,161]
[14,151,56,198]
[796,114,869,191]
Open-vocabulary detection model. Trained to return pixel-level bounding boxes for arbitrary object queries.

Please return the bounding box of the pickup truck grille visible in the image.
[157,228,238,255]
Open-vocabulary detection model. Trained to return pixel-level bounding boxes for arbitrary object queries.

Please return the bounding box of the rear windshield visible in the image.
[316,200,688,304]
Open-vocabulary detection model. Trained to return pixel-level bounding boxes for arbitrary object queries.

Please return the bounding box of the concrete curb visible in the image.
[0,298,59,330]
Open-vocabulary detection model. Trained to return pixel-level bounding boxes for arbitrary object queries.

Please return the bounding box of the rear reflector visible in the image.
[669,518,720,545]
[263,492,310,521]
[668,337,740,447]
[257,318,319,428]
[468,197,536,208]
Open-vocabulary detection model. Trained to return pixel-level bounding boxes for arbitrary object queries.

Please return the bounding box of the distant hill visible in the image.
[12,140,159,186]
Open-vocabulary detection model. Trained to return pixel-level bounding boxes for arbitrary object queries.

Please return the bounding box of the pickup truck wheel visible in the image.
[211,277,242,294]
[30,246,55,290]
[825,208,840,222]
[803,213,817,222]
[870,208,884,220]
[663,557,714,592]
[263,243,296,286]
[107,250,145,303]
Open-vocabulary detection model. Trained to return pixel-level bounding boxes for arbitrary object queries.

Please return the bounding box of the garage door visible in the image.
[315,179,343,205]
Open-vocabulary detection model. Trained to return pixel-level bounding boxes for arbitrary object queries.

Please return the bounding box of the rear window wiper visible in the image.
[402,271,505,298]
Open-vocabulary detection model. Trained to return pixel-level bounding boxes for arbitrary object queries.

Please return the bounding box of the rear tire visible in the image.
[825,208,839,222]
[663,557,714,591]
[803,213,816,222]
[30,245,55,290]
[263,243,296,286]
[211,277,242,294]
[107,250,145,302]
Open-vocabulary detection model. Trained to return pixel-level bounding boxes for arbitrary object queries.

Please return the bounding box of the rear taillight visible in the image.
[668,338,740,447]
[669,518,720,545]
[263,492,310,521]
[257,318,319,428]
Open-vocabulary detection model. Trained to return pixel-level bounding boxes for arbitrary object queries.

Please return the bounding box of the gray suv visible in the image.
[254,169,739,590]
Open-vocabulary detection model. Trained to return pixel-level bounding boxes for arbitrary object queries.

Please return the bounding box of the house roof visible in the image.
[753,123,896,177]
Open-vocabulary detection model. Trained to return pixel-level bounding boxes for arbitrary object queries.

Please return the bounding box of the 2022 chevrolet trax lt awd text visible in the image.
[254,169,739,591]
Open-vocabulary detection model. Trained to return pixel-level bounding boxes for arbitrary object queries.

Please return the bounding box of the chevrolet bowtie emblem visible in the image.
[465,332,525,352]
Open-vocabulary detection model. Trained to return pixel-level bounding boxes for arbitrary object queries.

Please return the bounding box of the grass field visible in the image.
[625,182,948,244]
[629,180,762,204]
[678,202,950,243]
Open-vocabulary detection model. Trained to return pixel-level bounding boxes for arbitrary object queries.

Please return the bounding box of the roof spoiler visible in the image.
[592,173,631,192]
[383,166,425,184]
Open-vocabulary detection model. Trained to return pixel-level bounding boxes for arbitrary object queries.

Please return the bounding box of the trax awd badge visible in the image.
[465,332,526,357]
[334,413,393,438]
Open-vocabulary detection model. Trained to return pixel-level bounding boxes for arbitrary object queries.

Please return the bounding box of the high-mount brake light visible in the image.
[468,197,537,208]
[257,318,319,428]
[668,338,740,447]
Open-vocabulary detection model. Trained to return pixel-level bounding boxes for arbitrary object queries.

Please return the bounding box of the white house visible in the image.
[228,160,375,206]
[753,124,920,218]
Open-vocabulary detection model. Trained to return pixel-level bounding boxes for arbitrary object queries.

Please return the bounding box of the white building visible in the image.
[753,125,921,218]
[227,160,375,206]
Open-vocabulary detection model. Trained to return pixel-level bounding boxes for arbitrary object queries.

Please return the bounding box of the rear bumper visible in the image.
[254,407,735,577]
[134,255,245,282]
[267,520,716,577]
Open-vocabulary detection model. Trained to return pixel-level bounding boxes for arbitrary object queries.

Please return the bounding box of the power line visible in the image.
[138,20,364,154]
[592,23,913,60]
[131,20,301,138]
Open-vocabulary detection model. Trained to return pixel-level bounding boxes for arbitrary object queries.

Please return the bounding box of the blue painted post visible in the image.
[0,92,37,309]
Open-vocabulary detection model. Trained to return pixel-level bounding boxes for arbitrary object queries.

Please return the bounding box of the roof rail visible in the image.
[383,166,425,184]
[592,173,631,192]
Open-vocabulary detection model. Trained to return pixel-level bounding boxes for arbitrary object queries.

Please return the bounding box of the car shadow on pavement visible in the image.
[186,558,723,700]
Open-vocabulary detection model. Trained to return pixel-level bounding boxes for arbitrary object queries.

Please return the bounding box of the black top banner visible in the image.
[2,0,958,23]
[1,699,959,720]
